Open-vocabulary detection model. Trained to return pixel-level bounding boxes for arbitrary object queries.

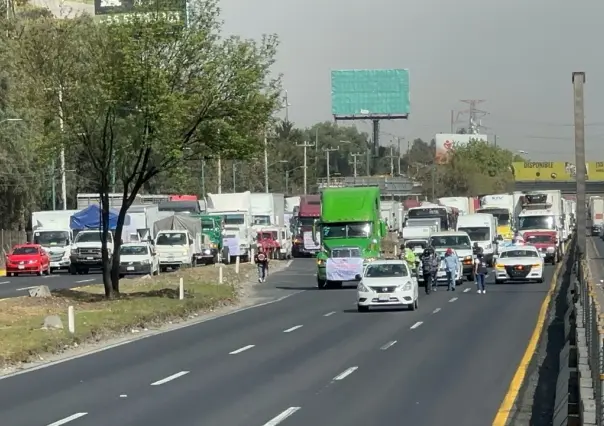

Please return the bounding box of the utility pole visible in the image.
[201,159,206,198]
[283,90,291,122]
[323,146,339,187]
[396,137,404,176]
[285,170,289,195]
[264,133,269,193]
[58,86,67,210]
[232,161,236,192]
[217,156,222,193]
[459,100,488,134]
[296,140,315,194]
[573,72,586,258]
[51,160,56,210]
[350,153,363,178]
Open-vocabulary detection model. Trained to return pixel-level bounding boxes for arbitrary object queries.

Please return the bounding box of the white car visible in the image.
[417,248,464,287]
[118,242,160,278]
[494,245,544,284]
[357,260,419,312]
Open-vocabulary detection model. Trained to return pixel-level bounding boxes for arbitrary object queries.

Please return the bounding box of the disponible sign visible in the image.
[95,0,185,21]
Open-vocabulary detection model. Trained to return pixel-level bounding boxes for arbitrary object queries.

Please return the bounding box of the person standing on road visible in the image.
[403,245,416,275]
[255,247,269,283]
[474,252,488,294]
[443,248,459,291]
[421,247,437,294]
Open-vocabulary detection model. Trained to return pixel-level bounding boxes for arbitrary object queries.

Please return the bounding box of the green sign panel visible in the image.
[331,69,410,119]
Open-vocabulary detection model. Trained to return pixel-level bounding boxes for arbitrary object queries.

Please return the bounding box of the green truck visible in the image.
[315,187,386,289]
[198,215,229,264]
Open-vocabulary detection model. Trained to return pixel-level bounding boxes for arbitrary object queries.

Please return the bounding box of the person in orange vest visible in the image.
[255,246,269,283]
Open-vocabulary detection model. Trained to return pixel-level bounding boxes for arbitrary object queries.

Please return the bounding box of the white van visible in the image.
[456,213,498,266]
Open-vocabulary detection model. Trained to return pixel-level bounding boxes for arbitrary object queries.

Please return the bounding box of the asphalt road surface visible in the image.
[0,259,557,426]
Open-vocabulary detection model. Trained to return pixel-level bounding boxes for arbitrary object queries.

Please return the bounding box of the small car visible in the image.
[118,242,160,278]
[6,244,51,277]
[494,244,544,284]
[357,259,418,312]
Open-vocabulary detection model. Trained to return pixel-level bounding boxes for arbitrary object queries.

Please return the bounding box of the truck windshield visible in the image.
[297,217,316,227]
[322,222,372,239]
[223,214,244,225]
[519,215,555,231]
[253,215,271,226]
[430,235,471,249]
[33,231,70,247]
[457,227,490,241]
[75,232,113,243]
[201,221,215,231]
[156,233,187,245]
[476,208,510,226]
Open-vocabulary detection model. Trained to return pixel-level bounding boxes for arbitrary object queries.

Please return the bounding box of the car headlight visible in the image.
[364,257,376,263]
[532,263,542,268]
[317,259,325,266]
[357,282,369,292]
[210,243,217,249]
[141,259,150,265]
[28,259,37,264]
[495,264,505,270]
[546,247,555,252]
[464,256,472,261]
[402,281,412,291]
[181,250,187,255]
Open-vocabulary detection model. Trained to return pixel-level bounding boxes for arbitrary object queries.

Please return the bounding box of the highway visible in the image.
[0,270,103,299]
[0,258,558,426]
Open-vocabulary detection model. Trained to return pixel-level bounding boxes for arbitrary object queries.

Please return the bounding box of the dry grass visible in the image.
[0,263,255,368]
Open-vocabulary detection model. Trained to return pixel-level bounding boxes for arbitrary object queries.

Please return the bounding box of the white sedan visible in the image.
[357,260,418,312]
[494,245,544,284]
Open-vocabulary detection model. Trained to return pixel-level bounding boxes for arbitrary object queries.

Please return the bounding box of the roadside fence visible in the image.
[0,229,27,257]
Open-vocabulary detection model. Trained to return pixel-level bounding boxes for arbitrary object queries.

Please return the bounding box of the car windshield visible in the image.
[75,232,113,243]
[156,233,187,245]
[457,227,490,241]
[364,263,409,278]
[500,250,539,258]
[526,235,555,243]
[33,231,70,247]
[120,246,148,255]
[322,222,372,239]
[12,247,39,255]
[430,235,471,249]
[519,215,555,231]
[405,240,427,250]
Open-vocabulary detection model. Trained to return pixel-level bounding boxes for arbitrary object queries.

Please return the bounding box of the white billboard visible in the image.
[434,133,488,164]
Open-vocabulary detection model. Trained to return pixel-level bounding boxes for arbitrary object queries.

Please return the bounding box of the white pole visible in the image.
[264,134,269,193]
[58,87,67,210]
[179,277,184,300]
[68,305,75,333]
[394,245,398,257]
[218,265,223,284]
[217,156,222,194]
[251,248,255,264]
[303,144,307,195]
[235,255,240,274]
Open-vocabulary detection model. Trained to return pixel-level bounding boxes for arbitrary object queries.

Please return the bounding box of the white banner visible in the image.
[326,257,364,281]
[303,231,320,250]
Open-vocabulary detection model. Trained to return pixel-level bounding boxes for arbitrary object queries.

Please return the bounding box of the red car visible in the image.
[5,244,51,277]
[524,231,560,265]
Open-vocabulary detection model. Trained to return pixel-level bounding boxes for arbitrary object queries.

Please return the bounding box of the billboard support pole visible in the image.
[371,119,379,176]
[573,72,586,258]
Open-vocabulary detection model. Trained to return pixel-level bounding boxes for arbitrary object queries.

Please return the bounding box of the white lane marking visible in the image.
[432,308,441,314]
[0,289,306,381]
[285,260,293,267]
[333,366,358,381]
[46,412,88,426]
[380,340,397,350]
[16,286,37,291]
[410,321,423,329]
[324,311,336,317]
[75,279,94,284]
[229,344,255,355]
[463,288,471,293]
[0,281,10,284]
[262,407,301,426]
[449,297,458,302]
[150,371,189,386]
[283,325,303,333]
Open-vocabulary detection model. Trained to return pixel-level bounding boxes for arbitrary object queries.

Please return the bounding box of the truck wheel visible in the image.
[357,304,369,312]
[222,248,230,264]
[317,278,327,289]
[82,268,89,275]
[69,265,77,275]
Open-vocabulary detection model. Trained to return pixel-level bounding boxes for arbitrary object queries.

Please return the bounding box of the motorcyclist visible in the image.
[420,246,439,294]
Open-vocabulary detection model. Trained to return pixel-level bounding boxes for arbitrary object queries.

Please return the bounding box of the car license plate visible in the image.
[86,257,93,260]
[378,295,390,302]
[18,265,24,269]
[127,266,135,271]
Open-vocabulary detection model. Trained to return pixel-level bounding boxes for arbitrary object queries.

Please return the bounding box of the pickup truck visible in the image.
[69,230,114,274]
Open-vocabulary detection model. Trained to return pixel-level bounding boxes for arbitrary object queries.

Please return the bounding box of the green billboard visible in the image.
[331,69,410,120]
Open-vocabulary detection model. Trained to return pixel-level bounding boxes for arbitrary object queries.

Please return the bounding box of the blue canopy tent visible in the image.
[70,204,130,230]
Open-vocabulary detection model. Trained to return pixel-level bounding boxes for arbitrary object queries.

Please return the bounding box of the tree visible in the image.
[11,2,281,297]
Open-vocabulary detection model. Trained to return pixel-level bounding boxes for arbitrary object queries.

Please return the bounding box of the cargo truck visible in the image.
[591,196,604,235]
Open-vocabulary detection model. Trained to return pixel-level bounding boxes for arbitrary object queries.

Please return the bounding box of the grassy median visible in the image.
[0,263,255,368]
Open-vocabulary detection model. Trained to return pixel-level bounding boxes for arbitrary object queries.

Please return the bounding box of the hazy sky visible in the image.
[219,0,604,161]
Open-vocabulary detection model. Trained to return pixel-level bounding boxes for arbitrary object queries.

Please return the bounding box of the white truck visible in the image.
[206,191,254,261]
[126,204,160,242]
[381,200,404,232]
[31,210,79,272]
[456,213,498,266]
[590,196,604,235]
[516,190,566,253]
[405,218,440,234]
[438,197,470,216]
[401,226,431,256]
[70,229,115,274]
[250,193,285,227]
[476,194,515,241]
[153,213,204,270]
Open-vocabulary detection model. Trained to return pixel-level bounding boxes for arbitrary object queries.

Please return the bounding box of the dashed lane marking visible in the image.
[262,407,301,426]
[432,308,441,314]
[46,413,88,426]
[229,344,255,355]
[150,371,189,386]
[410,321,423,329]
[380,341,397,350]
[333,366,358,381]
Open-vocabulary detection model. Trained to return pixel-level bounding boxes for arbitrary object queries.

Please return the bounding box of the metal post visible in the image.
[324,147,339,187]
[51,159,56,210]
[350,153,363,178]
[573,72,587,258]
[217,156,222,194]
[58,87,67,210]
[201,159,206,198]
[232,161,236,192]
[296,141,315,194]
[390,146,394,176]
[264,134,269,193]
[285,170,289,194]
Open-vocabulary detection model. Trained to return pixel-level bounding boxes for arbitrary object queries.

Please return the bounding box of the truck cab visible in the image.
[200,215,226,263]
[33,229,73,272]
[70,230,114,274]
[315,187,387,289]
[456,213,498,266]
